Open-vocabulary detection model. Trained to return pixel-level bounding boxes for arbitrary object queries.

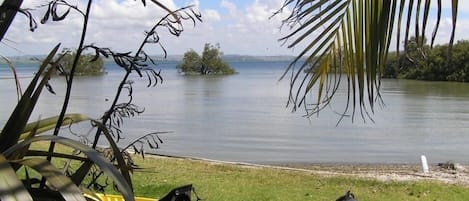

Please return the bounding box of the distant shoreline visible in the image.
[0,54,305,64]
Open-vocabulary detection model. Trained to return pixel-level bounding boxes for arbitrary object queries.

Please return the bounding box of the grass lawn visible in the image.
[129,156,469,201]
[28,142,469,200]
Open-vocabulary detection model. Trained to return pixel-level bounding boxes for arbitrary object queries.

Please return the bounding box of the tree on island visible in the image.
[383,38,469,82]
[58,49,105,76]
[177,43,235,75]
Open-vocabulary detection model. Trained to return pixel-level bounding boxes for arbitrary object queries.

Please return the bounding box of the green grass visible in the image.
[129,156,469,201]
[27,143,469,200]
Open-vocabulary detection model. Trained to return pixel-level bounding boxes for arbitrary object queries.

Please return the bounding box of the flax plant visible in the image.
[0,1,200,200]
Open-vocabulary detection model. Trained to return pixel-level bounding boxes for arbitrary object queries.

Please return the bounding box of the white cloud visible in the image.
[203,0,293,55]
[187,0,200,8]
[1,0,182,55]
[1,0,295,56]
[203,9,221,22]
[458,2,469,12]
[432,17,469,44]
[220,0,237,17]
[433,1,469,12]
[1,0,465,57]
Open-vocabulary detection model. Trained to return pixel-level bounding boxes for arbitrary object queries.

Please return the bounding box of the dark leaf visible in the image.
[156,135,163,144]
[140,147,144,159]
[99,49,109,57]
[146,139,154,149]
[45,81,56,95]
[430,0,442,48]
[132,145,139,154]
[41,4,51,24]
[51,2,71,21]
[146,71,152,87]
[150,135,159,148]
[17,9,37,31]
[85,47,100,62]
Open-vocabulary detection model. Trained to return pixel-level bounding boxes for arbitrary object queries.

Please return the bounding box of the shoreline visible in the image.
[277,163,469,185]
[146,153,469,186]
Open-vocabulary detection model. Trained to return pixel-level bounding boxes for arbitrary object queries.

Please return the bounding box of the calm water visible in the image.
[1,61,469,164]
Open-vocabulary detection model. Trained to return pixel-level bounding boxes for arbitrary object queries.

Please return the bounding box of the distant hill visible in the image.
[150,55,300,62]
[0,54,303,64]
[0,55,44,64]
[221,55,299,62]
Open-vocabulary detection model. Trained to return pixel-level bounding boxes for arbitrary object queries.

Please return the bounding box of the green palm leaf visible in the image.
[0,154,33,201]
[277,0,458,121]
[0,1,24,42]
[15,158,87,201]
[0,44,61,151]
[4,114,89,162]
[19,114,90,141]
[3,135,135,201]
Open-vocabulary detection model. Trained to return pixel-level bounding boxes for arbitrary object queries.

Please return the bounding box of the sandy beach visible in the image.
[150,154,469,186]
[277,163,469,186]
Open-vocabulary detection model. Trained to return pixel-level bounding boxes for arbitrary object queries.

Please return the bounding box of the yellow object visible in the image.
[84,193,157,201]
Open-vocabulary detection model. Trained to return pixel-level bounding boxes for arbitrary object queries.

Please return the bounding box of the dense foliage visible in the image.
[58,50,104,76]
[383,39,469,82]
[177,43,235,75]
[176,49,201,73]
[0,1,200,201]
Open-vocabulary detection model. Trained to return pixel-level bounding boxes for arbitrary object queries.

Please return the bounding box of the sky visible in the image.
[1,0,469,57]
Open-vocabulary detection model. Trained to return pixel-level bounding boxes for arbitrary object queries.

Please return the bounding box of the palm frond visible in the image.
[276,0,458,122]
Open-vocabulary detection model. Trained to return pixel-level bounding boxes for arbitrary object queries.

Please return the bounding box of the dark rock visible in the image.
[336,190,358,201]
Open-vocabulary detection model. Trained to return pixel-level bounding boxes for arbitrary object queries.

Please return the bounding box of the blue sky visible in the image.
[1,0,468,56]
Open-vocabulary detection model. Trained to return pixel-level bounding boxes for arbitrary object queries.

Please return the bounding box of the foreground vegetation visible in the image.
[0,1,201,201]
[128,156,469,201]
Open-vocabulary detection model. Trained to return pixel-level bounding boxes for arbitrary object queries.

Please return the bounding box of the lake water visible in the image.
[1,61,469,164]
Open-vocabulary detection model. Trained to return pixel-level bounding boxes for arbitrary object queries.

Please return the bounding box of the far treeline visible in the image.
[383,38,469,82]
[177,43,236,75]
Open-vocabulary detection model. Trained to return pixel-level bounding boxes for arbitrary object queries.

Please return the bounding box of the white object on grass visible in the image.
[421,155,429,174]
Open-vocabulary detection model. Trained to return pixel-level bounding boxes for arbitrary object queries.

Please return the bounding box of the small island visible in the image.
[177,43,236,75]
[58,49,105,76]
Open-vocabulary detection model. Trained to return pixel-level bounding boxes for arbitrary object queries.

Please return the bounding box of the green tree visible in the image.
[176,49,201,73]
[177,43,235,75]
[59,49,104,76]
[388,36,432,80]
[443,40,469,82]
[275,0,459,121]
[384,39,469,81]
